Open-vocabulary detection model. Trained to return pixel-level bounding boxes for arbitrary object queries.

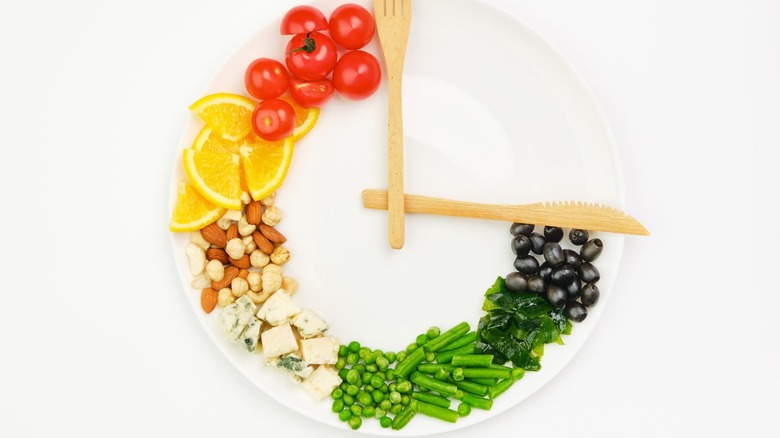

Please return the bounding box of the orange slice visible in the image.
[240,134,295,201]
[279,96,319,142]
[189,93,256,141]
[192,126,241,154]
[183,147,243,210]
[169,181,225,232]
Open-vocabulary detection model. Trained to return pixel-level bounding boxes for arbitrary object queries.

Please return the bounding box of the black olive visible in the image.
[511,235,532,256]
[578,262,601,283]
[527,275,546,294]
[538,262,553,282]
[566,279,582,300]
[514,255,540,275]
[528,232,546,255]
[581,283,600,307]
[580,238,604,262]
[551,265,576,285]
[510,223,535,237]
[505,272,528,292]
[542,242,566,266]
[569,229,589,246]
[564,301,588,322]
[545,284,567,307]
[563,249,582,268]
[543,226,564,243]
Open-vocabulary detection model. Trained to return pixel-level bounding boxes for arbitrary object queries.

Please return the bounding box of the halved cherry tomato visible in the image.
[251,98,296,141]
[332,50,381,100]
[280,5,328,35]
[244,58,289,100]
[285,32,338,82]
[328,3,376,50]
[289,76,334,108]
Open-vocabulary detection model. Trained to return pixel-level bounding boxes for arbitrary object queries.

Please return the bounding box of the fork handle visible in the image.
[387,65,405,249]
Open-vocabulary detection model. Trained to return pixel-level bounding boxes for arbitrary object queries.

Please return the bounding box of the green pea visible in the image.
[350,404,363,417]
[342,394,355,406]
[335,357,347,370]
[338,344,349,357]
[386,369,396,381]
[427,326,441,339]
[362,406,375,418]
[379,399,392,411]
[346,369,360,385]
[396,351,407,363]
[357,391,373,406]
[365,363,378,372]
[346,353,359,365]
[379,416,392,428]
[348,341,361,353]
[370,375,384,389]
[338,369,349,381]
[416,334,428,346]
[406,342,418,353]
[346,384,359,396]
[362,373,372,385]
[400,395,410,406]
[396,380,412,394]
[389,391,402,404]
[374,408,386,419]
[384,351,397,363]
[389,404,403,415]
[332,399,344,413]
[338,409,352,422]
[372,389,384,404]
[331,388,344,400]
[348,416,362,430]
[376,356,390,371]
[353,364,366,374]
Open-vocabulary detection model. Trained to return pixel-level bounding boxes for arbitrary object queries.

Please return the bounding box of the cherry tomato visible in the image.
[285,32,338,82]
[280,5,328,35]
[251,98,296,141]
[332,50,381,100]
[328,4,376,50]
[244,58,289,100]
[289,76,334,108]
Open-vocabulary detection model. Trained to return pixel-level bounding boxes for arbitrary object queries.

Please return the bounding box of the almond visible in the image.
[246,201,263,226]
[258,224,287,244]
[205,248,229,264]
[230,254,251,269]
[212,265,239,290]
[238,268,250,280]
[201,223,227,248]
[201,288,218,314]
[226,223,239,241]
[252,230,275,255]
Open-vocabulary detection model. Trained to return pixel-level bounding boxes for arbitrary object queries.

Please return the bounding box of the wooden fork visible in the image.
[374,0,412,249]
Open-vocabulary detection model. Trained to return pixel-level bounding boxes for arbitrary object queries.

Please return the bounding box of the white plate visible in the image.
[169,0,625,435]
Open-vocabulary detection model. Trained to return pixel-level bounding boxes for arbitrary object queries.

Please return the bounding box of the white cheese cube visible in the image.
[292,309,329,338]
[300,336,340,365]
[218,295,257,341]
[239,316,262,353]
[302,365,342,400]
[256,290,301,326]
[260,323,298,359]
[267,354,313,381]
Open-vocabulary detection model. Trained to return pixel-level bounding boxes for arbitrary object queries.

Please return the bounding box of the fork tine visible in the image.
[403,0,411,17]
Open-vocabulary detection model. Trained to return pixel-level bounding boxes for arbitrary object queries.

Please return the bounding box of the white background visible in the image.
[1,0,779,437]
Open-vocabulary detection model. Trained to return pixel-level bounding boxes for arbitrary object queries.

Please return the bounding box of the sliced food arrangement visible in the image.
[169,1,647,433]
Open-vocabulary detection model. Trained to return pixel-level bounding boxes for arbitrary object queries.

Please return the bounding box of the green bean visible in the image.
[391,406,416,430]
[415,401,459,423]
[457,402,471,417]
[425,351,436,362]
[411,392,452,408]
[441,331,477,351]
[394,347,426,378]
[448,378,488,396]
[417,363,454,374]
[467,377,498,386]
[434,368,451,381]
[451,354,494,368]
[411,372,458,396]
[461,393,493,410]
[487,378,515,399]
[435,343,476,364]
[461,368,512,380]
[511,367,525,380]
[451,367,464,381]
[424,322,470,352]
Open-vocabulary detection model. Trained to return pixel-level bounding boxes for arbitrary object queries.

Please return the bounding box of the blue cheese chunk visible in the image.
[300,336,340,365]
[218,295,257,341]
[291,309,329,338]
[239,316,262,353]
[256,290,301,326]
[267,354,313,381]
[260,323,298,359]
[302,365,342,400]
